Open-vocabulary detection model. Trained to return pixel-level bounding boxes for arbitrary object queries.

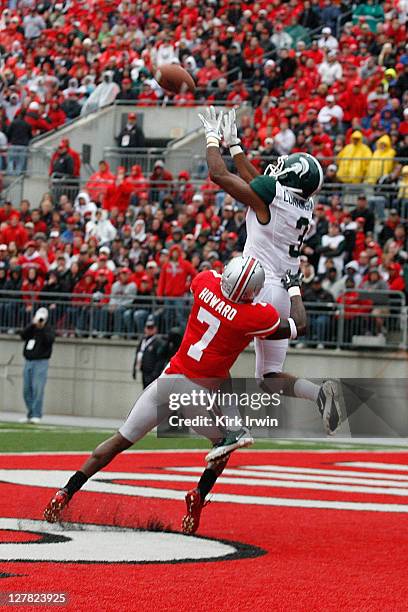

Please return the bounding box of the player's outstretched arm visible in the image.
[267,271,307,340]
[198,107,269,224]
[223,109,259,184]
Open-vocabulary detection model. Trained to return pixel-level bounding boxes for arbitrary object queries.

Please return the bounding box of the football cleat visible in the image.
[205,427,254,463]
[317,380,342,435]
[181,489,206,535]
[43,489,70,523]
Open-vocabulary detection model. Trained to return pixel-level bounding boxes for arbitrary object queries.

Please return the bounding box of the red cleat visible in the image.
[43,489,70,523]
[181,488,206,535]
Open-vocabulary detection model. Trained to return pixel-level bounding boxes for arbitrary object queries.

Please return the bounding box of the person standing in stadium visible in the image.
[43,256,340,530]
[19,307,55,424]
[198,107,340,420]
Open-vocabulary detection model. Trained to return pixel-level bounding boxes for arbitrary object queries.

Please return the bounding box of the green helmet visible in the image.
[264,153,324,200]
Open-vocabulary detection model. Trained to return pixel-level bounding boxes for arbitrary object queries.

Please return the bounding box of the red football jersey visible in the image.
[167,270,280,380]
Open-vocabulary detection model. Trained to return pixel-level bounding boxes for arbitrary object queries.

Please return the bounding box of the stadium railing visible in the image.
[0,290,406,350]
[102,147,194,175]
[302,290,407,350]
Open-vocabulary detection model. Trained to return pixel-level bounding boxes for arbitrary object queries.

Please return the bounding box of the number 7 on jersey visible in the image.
[187,307,221,362]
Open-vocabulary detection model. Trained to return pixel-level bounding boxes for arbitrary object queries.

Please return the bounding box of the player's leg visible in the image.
[182,455,229,534]
[255,283,342,434]
[44,377,171,522]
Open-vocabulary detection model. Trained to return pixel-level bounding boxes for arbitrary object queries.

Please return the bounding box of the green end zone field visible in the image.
[0,421,404,453]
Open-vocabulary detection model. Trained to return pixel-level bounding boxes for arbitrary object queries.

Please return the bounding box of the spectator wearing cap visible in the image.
[19,306,55,424]
[60,217,78,244]
[324,164,338,185]
[318,27,339,52]
[123,274,154,337]
[220,203,238,233]
[117,78,137,101]
[318,95,344,127]
[116,112,146,151]
[351,195,375,233]
[318,50,342,86]
[150,160,173,204]
[18,241,48,278]
[102,268,137,336]
[378,209,401,246]
[89,248,116,277]
[336,131,372,183]
[132,314,166,388]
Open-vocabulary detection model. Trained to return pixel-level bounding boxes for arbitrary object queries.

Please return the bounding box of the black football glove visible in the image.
[281,269,304,291]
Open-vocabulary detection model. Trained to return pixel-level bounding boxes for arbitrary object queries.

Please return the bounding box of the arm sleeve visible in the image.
[249,175,277,206]
[20,324,34,340]
[245,303,281,338]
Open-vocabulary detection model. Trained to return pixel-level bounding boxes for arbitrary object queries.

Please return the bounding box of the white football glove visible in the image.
[222,108,241,147]
[198,105,223,142]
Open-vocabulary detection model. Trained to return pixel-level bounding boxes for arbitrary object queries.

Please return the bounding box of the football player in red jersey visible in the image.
[44,255,317,526]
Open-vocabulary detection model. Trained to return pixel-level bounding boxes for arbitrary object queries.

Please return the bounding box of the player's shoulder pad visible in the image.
[249,175,277,206]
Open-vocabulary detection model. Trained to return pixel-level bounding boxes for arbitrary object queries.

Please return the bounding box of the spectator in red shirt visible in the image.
[0,214,28,250]
[47,99,67,130]
[21,266,45,323]
[157,244,196,298]
[226,80,249,106]
[124,165,149,204]
[387,262,405,292]
[196,59,221,88]
[86,161,115,205]
[18,241,48,278]
[149,161,173,203]
[103,167,133,214]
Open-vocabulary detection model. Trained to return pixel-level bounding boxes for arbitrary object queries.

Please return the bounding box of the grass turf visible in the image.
[0,421,405,453]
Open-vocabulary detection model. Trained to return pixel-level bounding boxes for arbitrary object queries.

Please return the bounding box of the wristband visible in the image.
[206,136,220,148]
[288,317,298,340]
[288,286,301,298]
[230,144,243,157]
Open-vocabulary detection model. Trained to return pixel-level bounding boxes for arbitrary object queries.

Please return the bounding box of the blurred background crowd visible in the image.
[0,0,407,347]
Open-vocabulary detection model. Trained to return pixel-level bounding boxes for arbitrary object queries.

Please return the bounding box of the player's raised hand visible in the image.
[222,109,241,147]
[281,269,304,292]
[198,105,223,143]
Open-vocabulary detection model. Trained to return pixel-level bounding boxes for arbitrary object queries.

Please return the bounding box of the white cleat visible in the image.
[206,428,254,462]
[317,380,342,435]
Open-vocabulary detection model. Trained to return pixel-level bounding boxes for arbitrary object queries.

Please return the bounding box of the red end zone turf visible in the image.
[0,450,407,612]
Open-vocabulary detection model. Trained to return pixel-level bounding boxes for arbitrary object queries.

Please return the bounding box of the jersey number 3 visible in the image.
[289,216,309,258]
[187,307,220,362]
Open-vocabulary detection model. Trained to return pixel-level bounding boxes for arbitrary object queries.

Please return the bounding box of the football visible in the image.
[155,63,196,94]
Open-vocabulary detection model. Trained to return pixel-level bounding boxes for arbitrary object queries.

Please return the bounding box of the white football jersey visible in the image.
[243,181,314,282]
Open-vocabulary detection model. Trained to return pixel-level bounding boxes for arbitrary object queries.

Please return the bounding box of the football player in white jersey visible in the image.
[198,106,342,441]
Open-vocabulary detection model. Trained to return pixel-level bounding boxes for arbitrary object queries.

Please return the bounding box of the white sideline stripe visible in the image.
[336,462,408,472]
[1,469,408,513]
[2,468,408,498]
[169,467,408,488]
[237,464,408,481]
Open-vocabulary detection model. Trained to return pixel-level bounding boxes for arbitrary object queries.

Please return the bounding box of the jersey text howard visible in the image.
[198,287,237,320]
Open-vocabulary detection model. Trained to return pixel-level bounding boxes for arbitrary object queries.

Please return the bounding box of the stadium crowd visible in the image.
[0,0,407,345]
[0,157,407,343]
[0,0,407,165]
